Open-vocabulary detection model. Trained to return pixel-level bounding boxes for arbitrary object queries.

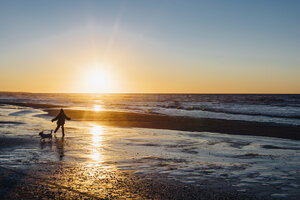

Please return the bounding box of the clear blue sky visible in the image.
[0,0,299,93]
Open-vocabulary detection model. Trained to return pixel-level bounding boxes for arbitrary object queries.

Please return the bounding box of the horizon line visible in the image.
[0,91,299,95]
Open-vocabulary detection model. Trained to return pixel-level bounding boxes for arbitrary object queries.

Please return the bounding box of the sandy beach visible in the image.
[0,122,257,200]
[0,159,255,200]
[1,101,300,199]
[0,130,269,200]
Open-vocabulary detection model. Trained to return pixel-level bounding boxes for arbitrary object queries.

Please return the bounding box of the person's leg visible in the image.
[54,125,61,133]
[62,125,65,137]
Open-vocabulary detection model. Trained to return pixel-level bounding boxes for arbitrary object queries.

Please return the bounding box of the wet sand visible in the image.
[1,102,300,199]
[0,164,258,200]
[0,132,262,200]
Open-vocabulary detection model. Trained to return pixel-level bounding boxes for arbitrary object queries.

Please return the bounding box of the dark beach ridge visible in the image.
[1,101,299,140]
[46,109,300,140]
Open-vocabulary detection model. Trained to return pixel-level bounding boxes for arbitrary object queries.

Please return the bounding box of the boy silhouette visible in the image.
[51,108,71,137]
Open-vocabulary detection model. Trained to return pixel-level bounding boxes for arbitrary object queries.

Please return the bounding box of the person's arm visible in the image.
[51,115,59,122]
[65,114,71,120]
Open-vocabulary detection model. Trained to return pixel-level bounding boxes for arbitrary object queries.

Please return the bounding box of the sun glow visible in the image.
[93,104,103,111]
[82,64,113,93]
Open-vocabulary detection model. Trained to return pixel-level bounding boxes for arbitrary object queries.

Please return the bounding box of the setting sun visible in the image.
[81,64,113,93]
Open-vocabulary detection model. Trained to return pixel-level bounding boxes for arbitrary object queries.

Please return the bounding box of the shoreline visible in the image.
[1,101,299,140]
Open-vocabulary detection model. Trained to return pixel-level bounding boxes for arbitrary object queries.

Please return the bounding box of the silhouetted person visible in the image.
[51,108,71,137]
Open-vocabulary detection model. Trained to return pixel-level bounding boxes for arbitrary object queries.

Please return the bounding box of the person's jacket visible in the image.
[52,109,71,125]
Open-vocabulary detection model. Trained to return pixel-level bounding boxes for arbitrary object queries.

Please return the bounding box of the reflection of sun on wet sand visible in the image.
[89,124,104,162]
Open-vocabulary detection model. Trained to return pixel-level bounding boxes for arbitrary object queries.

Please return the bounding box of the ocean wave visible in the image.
[158,103,300,120]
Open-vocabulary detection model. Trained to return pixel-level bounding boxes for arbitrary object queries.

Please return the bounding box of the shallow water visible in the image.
[0,104,300,199]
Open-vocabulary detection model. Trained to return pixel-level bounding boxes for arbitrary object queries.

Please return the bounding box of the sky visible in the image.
[0,0,299,93]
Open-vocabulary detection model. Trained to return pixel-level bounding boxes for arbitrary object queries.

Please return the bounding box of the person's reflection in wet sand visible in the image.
[55,137,65,161]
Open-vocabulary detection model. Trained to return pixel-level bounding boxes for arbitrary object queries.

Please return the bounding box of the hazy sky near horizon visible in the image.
[0,0,299,93]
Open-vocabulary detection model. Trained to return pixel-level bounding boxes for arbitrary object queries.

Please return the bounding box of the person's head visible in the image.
[60,108,64,114]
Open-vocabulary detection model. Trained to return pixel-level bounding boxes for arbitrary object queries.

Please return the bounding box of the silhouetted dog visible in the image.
[39,130,53,141]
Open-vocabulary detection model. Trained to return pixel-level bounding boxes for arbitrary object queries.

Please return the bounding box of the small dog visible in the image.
[39,130,53,141]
